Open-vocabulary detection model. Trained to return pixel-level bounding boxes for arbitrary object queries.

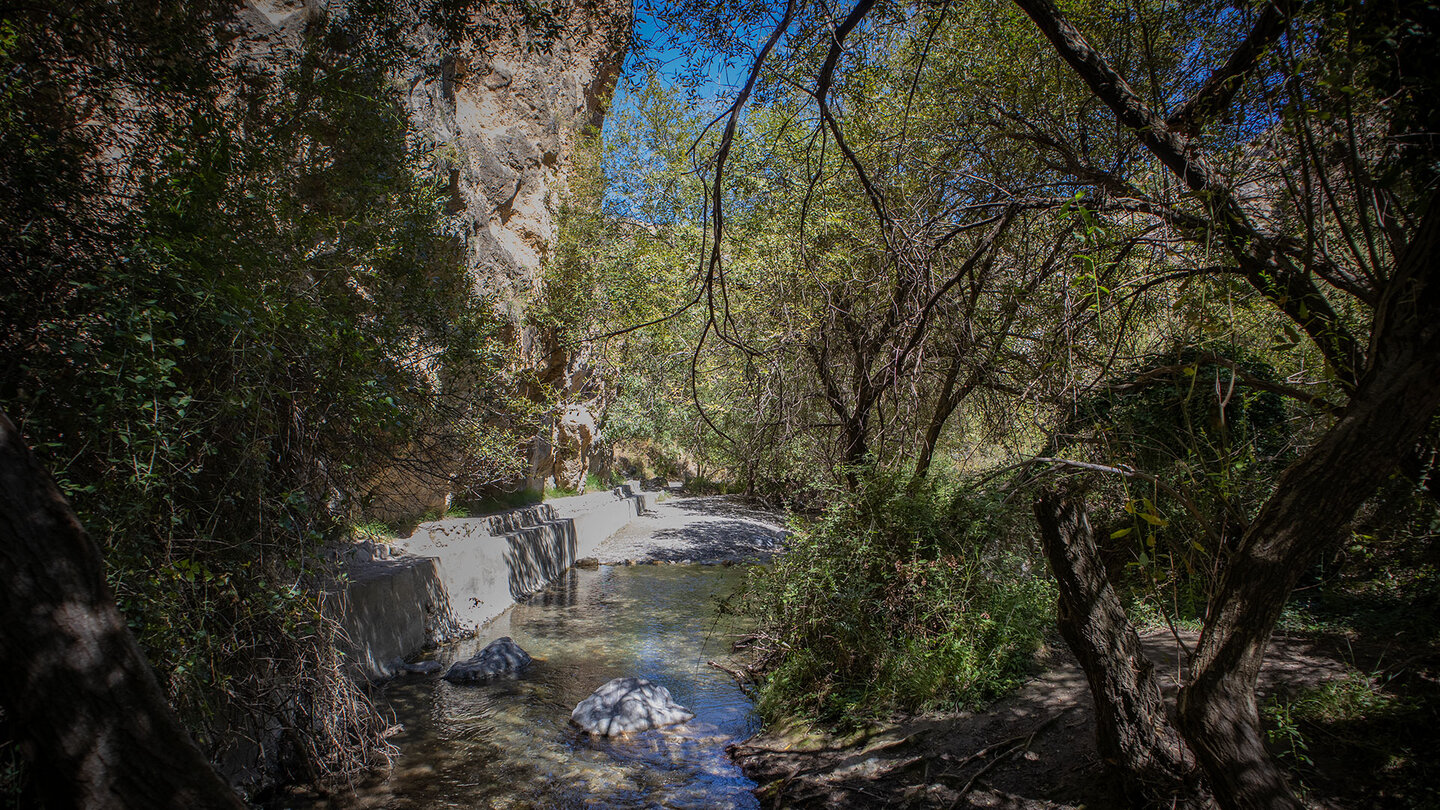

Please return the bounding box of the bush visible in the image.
[1053,347,1301,624]
[0,2,522,789]
[737,470,1054,726]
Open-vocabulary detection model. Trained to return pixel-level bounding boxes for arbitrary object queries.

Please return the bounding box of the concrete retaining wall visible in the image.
[332,487,646,678]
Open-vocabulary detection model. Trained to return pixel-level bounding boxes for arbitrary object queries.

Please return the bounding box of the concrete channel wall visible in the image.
[332,486,648,679]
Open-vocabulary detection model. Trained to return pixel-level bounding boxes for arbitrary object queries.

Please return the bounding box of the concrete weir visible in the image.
[331,486,648,679]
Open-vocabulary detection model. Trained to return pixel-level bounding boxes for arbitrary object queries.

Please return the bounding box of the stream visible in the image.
[289,563,760,809]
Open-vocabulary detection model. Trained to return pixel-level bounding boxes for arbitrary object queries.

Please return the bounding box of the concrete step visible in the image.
[480,503,557,535]
[330,486,648,680]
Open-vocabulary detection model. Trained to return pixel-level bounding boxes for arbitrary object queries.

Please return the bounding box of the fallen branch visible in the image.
[707,659,753,686]
[940,709,1072,805]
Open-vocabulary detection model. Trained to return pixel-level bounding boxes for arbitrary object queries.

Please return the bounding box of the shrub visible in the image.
[736,470,1054,726]
[0,1,522,790]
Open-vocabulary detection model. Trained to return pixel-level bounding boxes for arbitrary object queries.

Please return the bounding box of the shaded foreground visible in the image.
[732,630,1358,808]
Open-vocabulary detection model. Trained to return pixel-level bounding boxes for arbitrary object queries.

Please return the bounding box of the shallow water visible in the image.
[293,564,759,809]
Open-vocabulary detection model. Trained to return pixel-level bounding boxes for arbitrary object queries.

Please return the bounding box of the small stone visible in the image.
[571,677,694,736]
[402,660,443,675]
[574,557,600,569]
[443,636,532,682]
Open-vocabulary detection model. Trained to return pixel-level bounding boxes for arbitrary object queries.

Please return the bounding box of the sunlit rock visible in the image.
[571,677,694,736]
[443,636,532,682]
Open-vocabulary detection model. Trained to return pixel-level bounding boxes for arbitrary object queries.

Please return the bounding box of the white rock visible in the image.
[571,677,694,736]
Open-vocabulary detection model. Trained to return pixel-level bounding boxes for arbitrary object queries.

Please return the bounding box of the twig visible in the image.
[707,659,752,685]
[942,709,1071,806]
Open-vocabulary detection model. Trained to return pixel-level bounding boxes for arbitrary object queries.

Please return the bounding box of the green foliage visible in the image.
[1,0,524,787]
[1055,347,1299,621]
[1263,698,1314,768]
[585,469,624,491]
[1283,672,1420,728]
[0,724,25,810]
[544,481,581,499]
[460,488,544,516]
[1075,347,1291,472]
[1262,670,1436,805]
[738,470,1054,726]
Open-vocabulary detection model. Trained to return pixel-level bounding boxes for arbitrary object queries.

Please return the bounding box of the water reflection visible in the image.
[290,564,758,809]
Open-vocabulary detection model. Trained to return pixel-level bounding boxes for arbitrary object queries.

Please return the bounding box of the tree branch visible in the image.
[1166,2,1289,136]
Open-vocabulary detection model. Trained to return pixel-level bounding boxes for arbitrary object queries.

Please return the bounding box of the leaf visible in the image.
[1110,527,1133,539]
[1139,513,1169,527]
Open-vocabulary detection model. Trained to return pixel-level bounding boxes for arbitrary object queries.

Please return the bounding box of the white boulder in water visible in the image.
[571,677,694,736]
[443,636,532,682]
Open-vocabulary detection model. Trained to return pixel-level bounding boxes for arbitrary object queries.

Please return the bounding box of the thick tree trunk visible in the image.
[1033,486,1202,807]
[1178,201,1440,810]
[1009,0,1440,804]
[0,409,246,809]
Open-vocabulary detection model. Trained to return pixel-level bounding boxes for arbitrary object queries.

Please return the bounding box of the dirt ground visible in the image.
[729,630,1354,809]
[589,494,788,564]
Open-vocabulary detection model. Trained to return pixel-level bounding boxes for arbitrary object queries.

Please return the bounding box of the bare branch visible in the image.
[1166,3,1289,136]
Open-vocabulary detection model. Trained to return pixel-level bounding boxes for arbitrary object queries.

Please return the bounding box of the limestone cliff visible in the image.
[234,0,631,519]
[399,1,628,502]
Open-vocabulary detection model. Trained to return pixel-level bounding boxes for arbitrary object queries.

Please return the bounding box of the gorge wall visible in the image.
[235,0,632,521]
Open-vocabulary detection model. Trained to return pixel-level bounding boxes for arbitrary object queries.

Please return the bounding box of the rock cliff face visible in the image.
[398,2,628,503]
[235,0,631,519]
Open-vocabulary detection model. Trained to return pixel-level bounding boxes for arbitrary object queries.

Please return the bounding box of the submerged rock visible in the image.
[379,657,444,680]
[571,677,694,736]
[443,636,532,682]
[400,659,443,676]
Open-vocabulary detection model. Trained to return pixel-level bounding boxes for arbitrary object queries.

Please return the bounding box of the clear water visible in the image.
[294,564,759,809]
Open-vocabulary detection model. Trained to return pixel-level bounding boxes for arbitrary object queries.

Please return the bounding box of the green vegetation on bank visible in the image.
[737,471,1054,726]
[1,0,535,791]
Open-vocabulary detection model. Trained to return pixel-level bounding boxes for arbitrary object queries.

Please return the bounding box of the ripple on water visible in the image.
[285,564,760,810]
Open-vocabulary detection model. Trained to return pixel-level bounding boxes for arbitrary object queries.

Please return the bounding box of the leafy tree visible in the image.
[633,0,1440,806]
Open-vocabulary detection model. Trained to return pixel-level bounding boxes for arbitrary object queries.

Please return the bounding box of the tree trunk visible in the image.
[1033,486,1202,807]
[1009,0,1440,803]
[911,357,962,485]
[0,409,246,810]
[1178,200,1440,810]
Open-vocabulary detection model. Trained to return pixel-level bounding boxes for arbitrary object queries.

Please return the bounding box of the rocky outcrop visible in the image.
[389,1,629,509]
[571,677,694,736]
[401,1,629,304]
[232,0,632,521]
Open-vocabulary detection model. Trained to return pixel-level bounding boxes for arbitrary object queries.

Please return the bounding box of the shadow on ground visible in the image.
[731,630,1351,809]
[592,496,787,565]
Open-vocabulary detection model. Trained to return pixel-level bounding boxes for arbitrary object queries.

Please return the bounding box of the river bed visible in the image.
[286,563,759,809]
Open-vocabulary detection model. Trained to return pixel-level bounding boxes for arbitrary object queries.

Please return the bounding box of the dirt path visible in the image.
[730,630,1353,808]
[589,494,787,564]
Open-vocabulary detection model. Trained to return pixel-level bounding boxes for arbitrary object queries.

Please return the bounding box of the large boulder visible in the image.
[570,677,694,736]
[443,636,532,682]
